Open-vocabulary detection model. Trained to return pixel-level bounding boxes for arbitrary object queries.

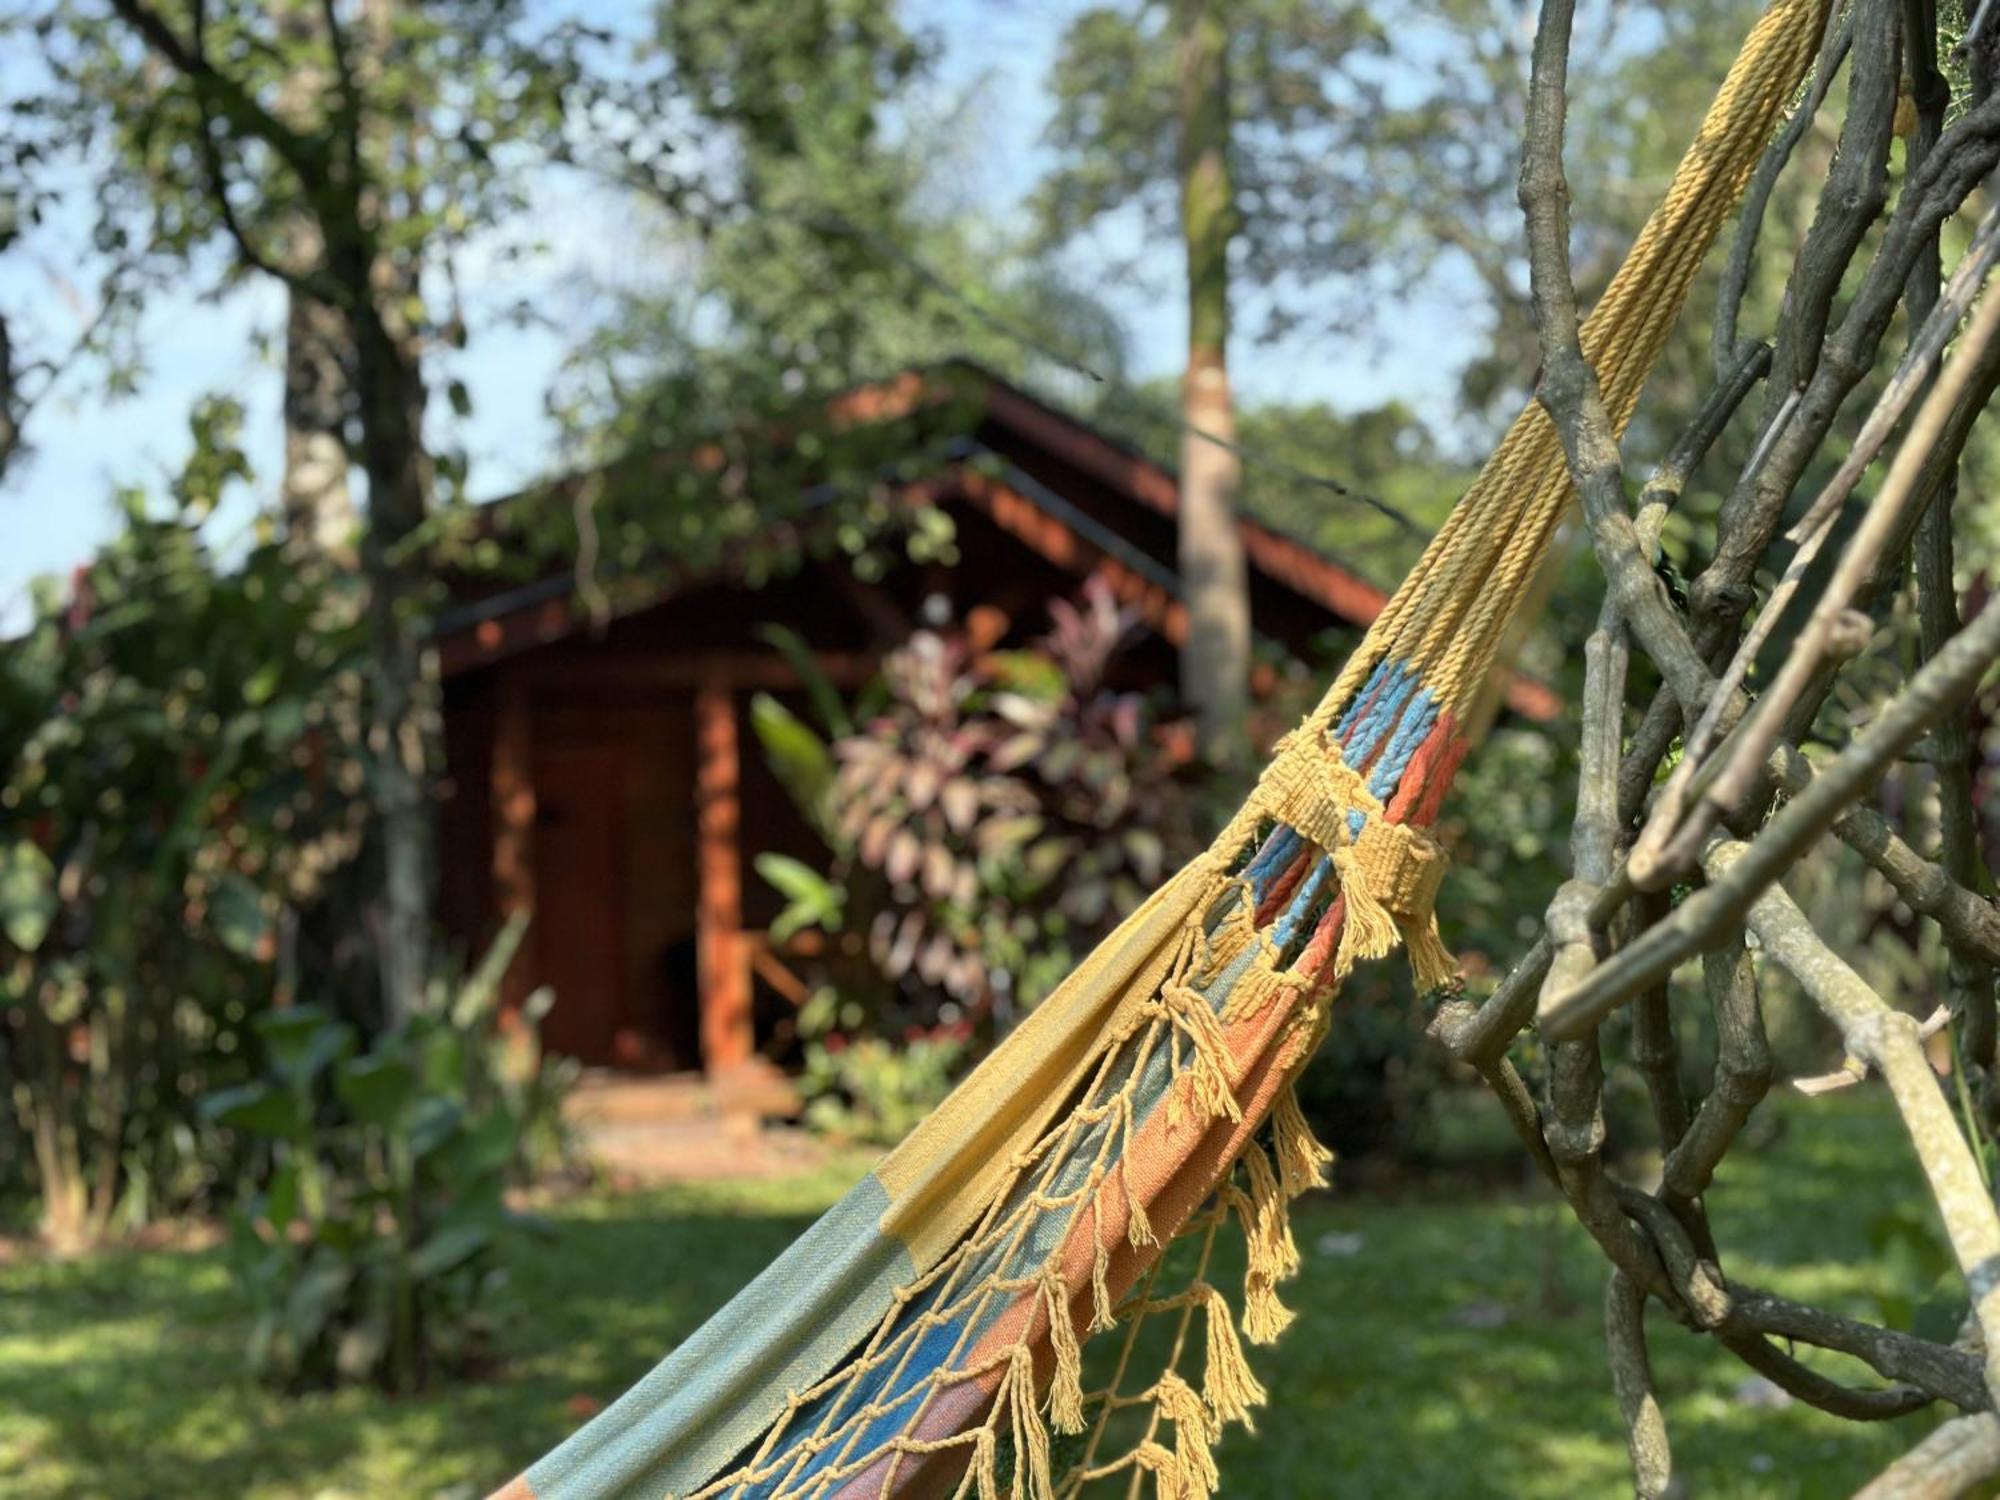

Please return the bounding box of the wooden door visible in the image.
[532,743,631,1065]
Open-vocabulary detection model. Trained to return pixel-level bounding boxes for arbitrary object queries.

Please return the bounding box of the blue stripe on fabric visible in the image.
[1369,686,1439,802]
[1271,857,1333,952]
[1347,669,1420,767]
[757,1045,1145,1494]
[1334,661,1396,740]
[1243,825,1301,890]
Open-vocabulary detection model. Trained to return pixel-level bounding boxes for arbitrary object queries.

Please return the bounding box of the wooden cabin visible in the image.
[433,361,1557,1081]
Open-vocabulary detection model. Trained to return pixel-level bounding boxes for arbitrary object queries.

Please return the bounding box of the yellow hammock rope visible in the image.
[491,4,1831,1499]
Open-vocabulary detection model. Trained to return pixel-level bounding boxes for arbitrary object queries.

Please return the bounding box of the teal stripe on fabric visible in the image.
[526,1173,913,1500]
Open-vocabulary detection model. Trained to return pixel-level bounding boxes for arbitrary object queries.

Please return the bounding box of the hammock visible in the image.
[494,4,1827,1495]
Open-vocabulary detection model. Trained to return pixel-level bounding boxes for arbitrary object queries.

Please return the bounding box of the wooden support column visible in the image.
[491,672,536,1015]
[695,676,755,1075]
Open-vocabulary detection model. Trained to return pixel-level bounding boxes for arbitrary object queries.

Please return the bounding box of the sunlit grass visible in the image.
[0,1094,1953,1498]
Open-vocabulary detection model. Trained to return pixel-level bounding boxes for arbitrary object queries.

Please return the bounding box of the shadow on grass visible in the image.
[0,1194,826,1500]
[0,1094,1951,1499]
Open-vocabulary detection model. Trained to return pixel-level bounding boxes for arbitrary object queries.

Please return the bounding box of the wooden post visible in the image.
[492,672,536,1014]
[695,677,754,1074]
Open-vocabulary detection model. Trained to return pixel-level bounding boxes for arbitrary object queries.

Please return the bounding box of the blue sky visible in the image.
[0,0,1487,625]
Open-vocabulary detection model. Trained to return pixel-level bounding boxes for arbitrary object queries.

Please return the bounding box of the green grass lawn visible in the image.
[0,1092,1961,1498]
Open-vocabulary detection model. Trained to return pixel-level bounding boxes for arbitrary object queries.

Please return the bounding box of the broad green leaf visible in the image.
[283,1254,353,1351]
[334,1052,421,1131]
[265,1160,300,1233]
[452,911,531,1028]
[253,1006,356,1086]
[408,1222,493,1281]
[0,841,56,952]
[750,693,836,834]
[209,873,272,960]
[755,624,853,736]
[202,1082,308,1141]
[242,658,283,706]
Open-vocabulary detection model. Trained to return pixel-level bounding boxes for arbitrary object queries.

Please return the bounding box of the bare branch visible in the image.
[1659,933,1770,1201]
[1725,845,2000,1405]
[1692,84,2000,670]
[1727,1285,1987,1413]
[1768,743,2000,969]
[1719,1325,1936,1420]
[1763,0,1902,403]
[1856,1414,2000,1498]
[1542,576,2000,1040]
[1636,217,2000,886]
[1712,5,1853,376]
[1605,1271,1674,1499]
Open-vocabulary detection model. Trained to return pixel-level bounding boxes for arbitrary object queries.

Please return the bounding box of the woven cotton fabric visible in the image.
[491,3,1830,1494]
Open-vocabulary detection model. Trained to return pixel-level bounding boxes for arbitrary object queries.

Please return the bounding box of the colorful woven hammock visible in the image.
[493,4,1827,1495]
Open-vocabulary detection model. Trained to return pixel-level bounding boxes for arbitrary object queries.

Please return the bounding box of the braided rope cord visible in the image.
[680,4,1830,1496]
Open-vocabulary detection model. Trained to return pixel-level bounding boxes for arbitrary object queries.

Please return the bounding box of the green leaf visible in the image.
[751,693,837,834]
[209,873,272,960]
[265,1159,300,1233]
[202,1082,308,1141]
[755,852,845,942]
[408,1095,466,1158]
[334,1052,421,1131]
[242,659,283,706]
[408,1222,494,1281]
[452,911,531,1028]
[283,1253,353,1352]
[253,1007,356,1087]
[755,624,852,736]
[0,841,56,952]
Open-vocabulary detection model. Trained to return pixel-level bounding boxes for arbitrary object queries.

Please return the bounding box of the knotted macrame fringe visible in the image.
[1248,729,1458,990]
[1041,1269,1088,1436]
[1154,1374,1220,1498]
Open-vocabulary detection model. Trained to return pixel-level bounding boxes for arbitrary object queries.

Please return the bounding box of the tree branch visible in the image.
[1605,1271,1673,1499]
[1856,1414,2000,1498]
[1725,844,2000,1405]
[1542,562,2000,1040]
[1634,212,2000,887]
[1712,4,1853,376]
[107,0,344,302]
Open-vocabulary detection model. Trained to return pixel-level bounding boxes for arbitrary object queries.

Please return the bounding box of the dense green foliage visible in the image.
[0,468,371,1246]
[203,920,566,1393]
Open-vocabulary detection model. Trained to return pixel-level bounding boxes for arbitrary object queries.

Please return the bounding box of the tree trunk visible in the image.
[335,0,438,1030]
[1174,0,1251,767]
[358,310,436,1028]
[282,287,357,558]
[272,1,357,559]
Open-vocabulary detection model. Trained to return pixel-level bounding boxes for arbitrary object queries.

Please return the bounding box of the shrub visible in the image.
[204,920,567,1391]
[797,997,974,1145]
[758,577,1203,1027]
[0,484,372,1245]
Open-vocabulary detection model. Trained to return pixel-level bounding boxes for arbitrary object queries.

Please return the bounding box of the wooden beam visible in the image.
[694,678,755,1074]
[521,648,877,695]
[953,469,1188,642]
[491,672,536,1014]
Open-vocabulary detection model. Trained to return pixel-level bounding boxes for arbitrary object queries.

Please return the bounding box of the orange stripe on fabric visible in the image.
[874,985,1316,1496]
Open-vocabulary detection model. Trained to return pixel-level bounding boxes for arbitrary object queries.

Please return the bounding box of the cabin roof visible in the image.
[438,358,1560,723]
